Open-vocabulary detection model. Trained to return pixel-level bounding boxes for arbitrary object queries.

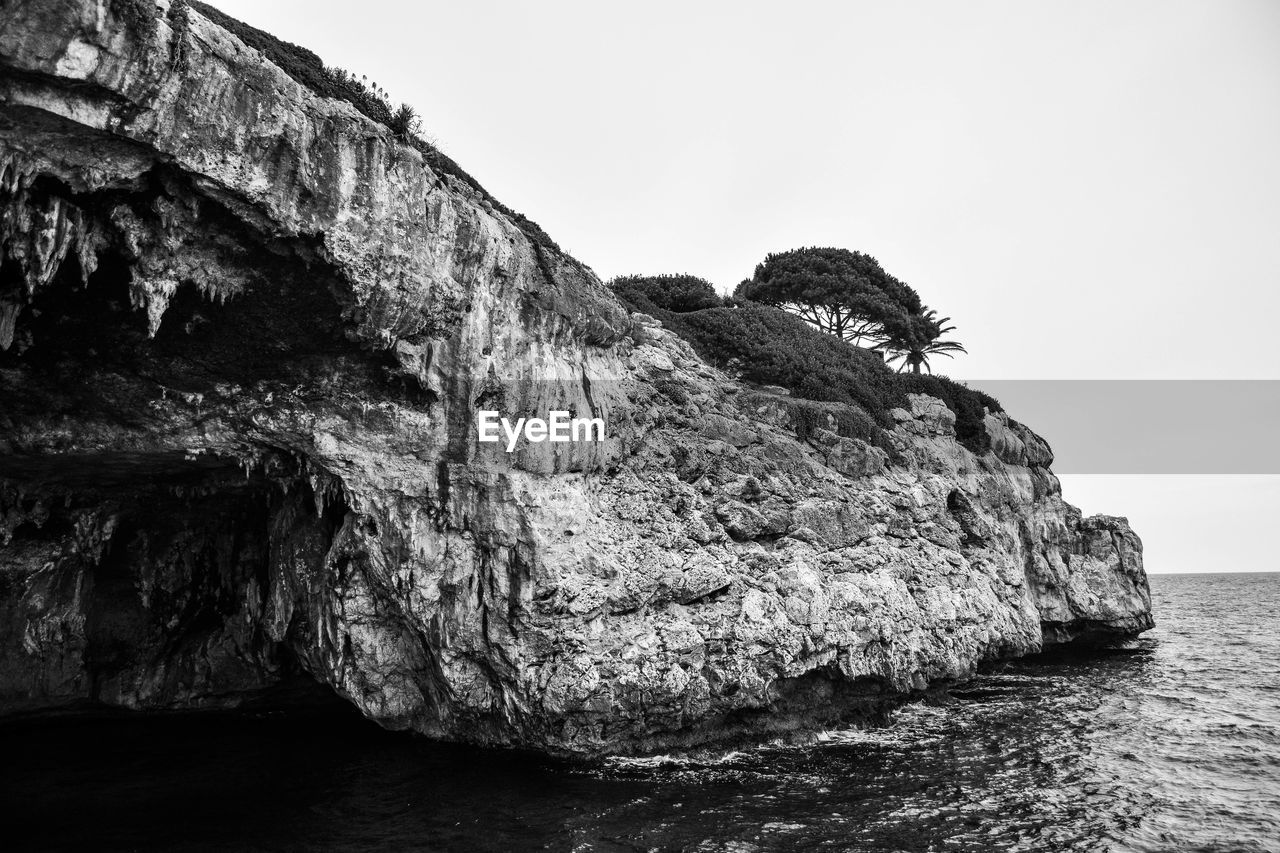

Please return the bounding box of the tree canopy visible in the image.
[733,248,924,346]
[733,246,967,373]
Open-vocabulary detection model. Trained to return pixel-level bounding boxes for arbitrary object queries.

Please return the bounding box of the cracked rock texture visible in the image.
[0,0,1150,754]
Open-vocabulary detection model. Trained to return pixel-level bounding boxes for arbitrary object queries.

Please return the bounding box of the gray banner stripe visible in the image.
[968,380,1280,474]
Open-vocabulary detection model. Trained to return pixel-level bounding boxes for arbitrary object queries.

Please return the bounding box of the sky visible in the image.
[208,0,1279,573]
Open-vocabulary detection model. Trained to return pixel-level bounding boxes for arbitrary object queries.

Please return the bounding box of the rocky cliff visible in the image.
[0,0,1150,754]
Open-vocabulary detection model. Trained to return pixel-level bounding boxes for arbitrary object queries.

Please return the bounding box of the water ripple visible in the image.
[3,573,1278,852]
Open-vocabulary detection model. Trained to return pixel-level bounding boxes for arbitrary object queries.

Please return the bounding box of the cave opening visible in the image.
[0,249,148,368]
[0,451,358,717]
[0,166,437,728]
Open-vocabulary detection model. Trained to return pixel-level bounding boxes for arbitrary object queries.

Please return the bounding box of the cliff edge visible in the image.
[0,0,1150,754]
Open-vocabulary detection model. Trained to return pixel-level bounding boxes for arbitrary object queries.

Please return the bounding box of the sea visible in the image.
[3,572,1277,852]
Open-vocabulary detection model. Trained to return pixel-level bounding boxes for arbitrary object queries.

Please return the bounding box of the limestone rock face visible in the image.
[0,0,1151,754]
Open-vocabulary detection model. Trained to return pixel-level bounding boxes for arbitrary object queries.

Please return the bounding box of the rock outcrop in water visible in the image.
[0,0,1151,754]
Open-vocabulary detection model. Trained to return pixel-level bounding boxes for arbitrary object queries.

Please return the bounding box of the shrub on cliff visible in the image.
[611,281,1000,454]
[781,397,885,447]
[663,302,899,420]
[389,104,422,138]
[611,274,724,313]
[895,373,1000,453]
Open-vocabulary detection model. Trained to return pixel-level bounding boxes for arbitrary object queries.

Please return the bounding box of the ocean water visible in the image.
[3,572,1277,852]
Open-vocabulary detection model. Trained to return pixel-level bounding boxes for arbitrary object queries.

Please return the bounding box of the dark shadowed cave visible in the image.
[0,166,398,718]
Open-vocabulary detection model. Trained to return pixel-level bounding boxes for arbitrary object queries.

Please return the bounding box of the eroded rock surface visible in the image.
[0,0,1150,754]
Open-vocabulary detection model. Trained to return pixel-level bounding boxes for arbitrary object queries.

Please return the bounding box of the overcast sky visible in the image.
[209,0,1279,573]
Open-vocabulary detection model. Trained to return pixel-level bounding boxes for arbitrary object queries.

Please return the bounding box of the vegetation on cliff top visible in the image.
[613,272,1000,454]
[735,248,968,375]
[179,2,563,257]
[734,248,922,347]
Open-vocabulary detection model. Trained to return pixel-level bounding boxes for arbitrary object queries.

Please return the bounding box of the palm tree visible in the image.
[873,308,967,374]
